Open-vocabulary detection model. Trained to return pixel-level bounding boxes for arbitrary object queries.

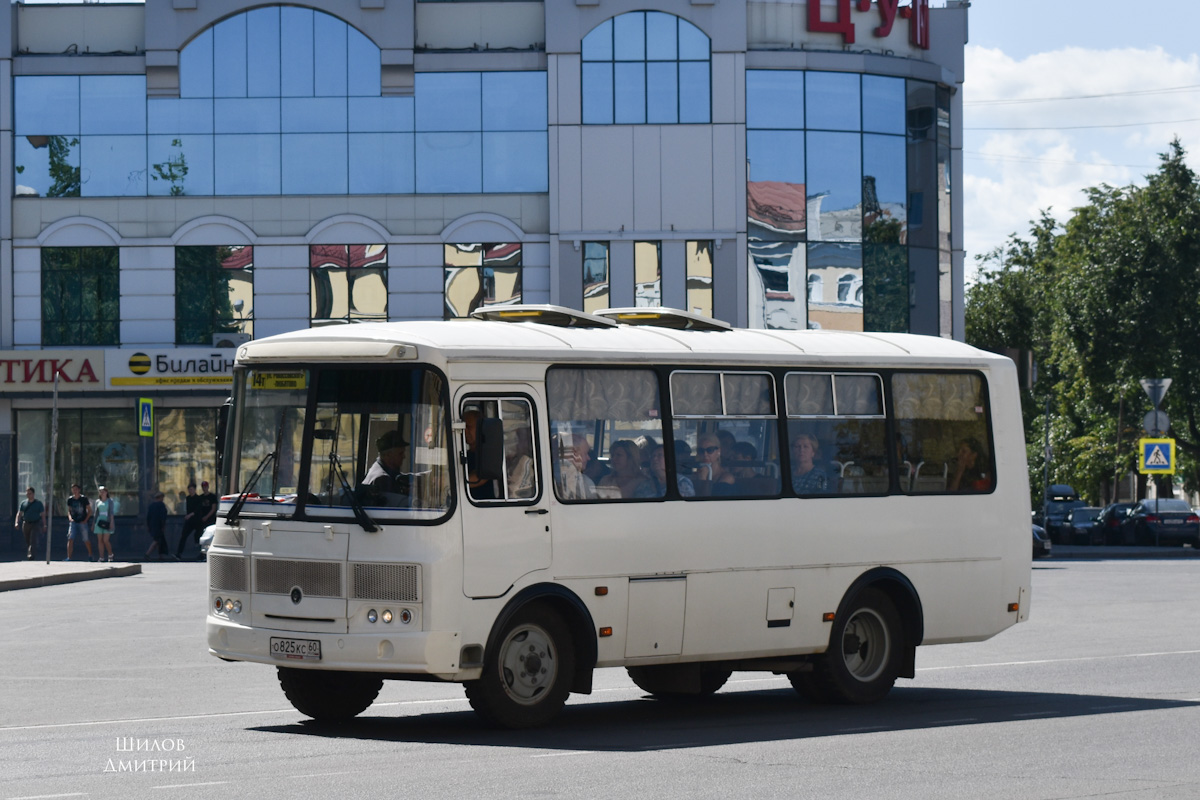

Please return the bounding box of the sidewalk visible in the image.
[1045,543,1200,560]
[0,559,143,592]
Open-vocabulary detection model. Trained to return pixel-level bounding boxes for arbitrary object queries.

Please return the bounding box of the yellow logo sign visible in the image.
[128,353,152,375]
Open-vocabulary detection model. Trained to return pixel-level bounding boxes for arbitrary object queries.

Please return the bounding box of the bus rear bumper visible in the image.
[206,616,468,678]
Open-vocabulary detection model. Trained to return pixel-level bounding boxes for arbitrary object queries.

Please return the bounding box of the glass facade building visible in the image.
[0,0,966,555]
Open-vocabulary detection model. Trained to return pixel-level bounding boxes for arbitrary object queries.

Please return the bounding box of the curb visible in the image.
[0,563,142,592]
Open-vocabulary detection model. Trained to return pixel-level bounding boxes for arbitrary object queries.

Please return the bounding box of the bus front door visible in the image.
[457,391,551,598]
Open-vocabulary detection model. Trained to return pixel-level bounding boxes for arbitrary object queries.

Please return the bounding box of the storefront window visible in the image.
[176,245,254,346]
[42,247,120,346]
[156,408,219,514]
[310,244,388,325]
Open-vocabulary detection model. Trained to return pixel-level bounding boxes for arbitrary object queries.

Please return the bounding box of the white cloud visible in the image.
[963,45,1200,268]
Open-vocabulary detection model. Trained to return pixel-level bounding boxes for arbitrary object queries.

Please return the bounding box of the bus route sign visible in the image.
[1138,438,1175,475]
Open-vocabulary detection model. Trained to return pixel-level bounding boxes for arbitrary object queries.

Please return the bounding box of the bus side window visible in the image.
[892,372,993,494]
[461,397,541,503]
[784,372,888,496]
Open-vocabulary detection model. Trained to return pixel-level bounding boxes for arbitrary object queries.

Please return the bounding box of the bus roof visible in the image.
[236,319,1006,369]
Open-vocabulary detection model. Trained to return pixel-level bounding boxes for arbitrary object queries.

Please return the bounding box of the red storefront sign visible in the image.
[807,0,931,50]
[0,352,104,391]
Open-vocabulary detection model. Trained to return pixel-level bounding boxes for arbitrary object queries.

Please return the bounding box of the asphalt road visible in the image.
[4,559,1200,799]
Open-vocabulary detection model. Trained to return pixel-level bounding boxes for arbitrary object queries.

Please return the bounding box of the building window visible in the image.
[634,241,661,308]
[582,11,710,125]
[176,246,254,346]
[444,243,522,319]
[582,242,609,313]
[41,247,120,346]
[310,245,388,326]
[686,240,713,318]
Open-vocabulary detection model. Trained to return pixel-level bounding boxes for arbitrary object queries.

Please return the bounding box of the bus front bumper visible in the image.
[206,616,472,679]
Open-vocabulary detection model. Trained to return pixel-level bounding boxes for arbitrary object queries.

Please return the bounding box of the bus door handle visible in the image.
[524,508,549,515]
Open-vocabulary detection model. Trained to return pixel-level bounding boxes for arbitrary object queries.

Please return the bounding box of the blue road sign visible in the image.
[1138,438,1175,474]
[138,398,154,438]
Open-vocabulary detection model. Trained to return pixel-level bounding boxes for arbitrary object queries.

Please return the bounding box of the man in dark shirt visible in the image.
[175,482,205,560]
[65,484,93,562]
[144,491,169,560]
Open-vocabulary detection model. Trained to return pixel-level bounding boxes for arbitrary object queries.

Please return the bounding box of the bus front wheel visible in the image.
[792,587,902,705]
[277,667,383,723]
[465,604,575,728]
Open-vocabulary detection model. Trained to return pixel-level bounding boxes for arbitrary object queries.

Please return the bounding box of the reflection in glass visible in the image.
[349,97,415,133]
[281,7,316,97]
[156,408,219,512]
[863,133,907,241]
[81,76,146,135]
[215,134,281,194]
[647,12,678,60]
[687,240,714,318]
[15,135,80,197]
[444,243,522,318]
[42,247,120,346]
[81,136,146,197]
[583,242,609,313]
[310,244,388,325]
[282,98,348,133]
[582,63,615,125]
[647,63,679,124]
[15,76,79,134]
[175,245,254,345]
[348,26,381,97]
[215,98,281,134]
[282,133,348,194]
[750,239,803,329]
[806,72,860,131]
[417,132,482,193]
[180,28,214,99]
[149,135,213,196]
[634,241,662,307]
[349,133,415,194]
[149,99,214,135]
[807,242,862,331]
[482,72,548,131]
[747,130,805,185]
[678,62,711,124]
[247,6,282,98]
[864,243,908,332]
[863,75,905,135]
[807,131,861,241]
[416,73,482,132]
[214,12,248,97]
[745,70,803,129]
[614,12,646,60]
[615,63,647,124]
[906,80,937,249]
[314,10,349,97]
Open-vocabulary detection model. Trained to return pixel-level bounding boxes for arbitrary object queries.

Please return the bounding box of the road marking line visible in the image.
[917,648,1200,671]
[152,782,229,790]
[839,725,890,732]
[289,772,357,779]
[532,751,598,758]
[929,718,977,724]
[1012,711,1057,717]
[7,793,88,800]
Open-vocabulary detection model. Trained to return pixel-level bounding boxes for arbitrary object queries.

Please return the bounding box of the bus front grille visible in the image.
[209,554,249,593]
[351,563,420,602]
[255,558,342,598]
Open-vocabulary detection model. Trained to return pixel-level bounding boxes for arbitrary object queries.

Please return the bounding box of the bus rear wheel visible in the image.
[277,667,383,723]
[791,587,902,705]
[465,604,575,729]
[626,664,732,697]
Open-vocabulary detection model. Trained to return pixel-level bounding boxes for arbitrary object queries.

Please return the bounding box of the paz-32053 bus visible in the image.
[206,305,1031,728]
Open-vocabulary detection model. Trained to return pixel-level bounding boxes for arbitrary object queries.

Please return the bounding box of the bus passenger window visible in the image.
[784,372,888,496]
[460,397,541,503]
[892,372,993,494]
[547,368,664,502]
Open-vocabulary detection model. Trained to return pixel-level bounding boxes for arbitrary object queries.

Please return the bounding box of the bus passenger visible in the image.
[364,430,411,504]
[598,440,651,498]
[949,437,990,492]
[730,441,759,480]
[637,443,692,498]
[695,433,736,489]
[463,409,496,500]
[507,426,535,499]
[791,433,831,494]
[554,434,597,500]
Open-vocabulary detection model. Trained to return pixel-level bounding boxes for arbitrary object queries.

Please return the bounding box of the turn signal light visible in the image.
[1008,602,1019,613]
[595,586,608,596]
[822,612,836,622]
[598,627,613,637]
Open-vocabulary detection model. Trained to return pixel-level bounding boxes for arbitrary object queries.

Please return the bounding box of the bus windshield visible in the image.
[228,366,452,521]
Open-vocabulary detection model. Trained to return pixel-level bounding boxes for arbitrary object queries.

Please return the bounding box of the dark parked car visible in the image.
[1041,484,1087,544]
[1122,499,1200,546]
[1096,502,1137,545]
[1063,506,1103,545]
[1032,524,1052,558]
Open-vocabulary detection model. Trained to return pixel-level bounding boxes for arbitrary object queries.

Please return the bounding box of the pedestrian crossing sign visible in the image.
[138,398,154,438]
[1138,438,1175,474]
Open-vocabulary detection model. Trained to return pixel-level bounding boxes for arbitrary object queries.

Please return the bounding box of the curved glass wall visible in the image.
[582,11,711,125]
[14,7,547,197]
[747,70,949,335]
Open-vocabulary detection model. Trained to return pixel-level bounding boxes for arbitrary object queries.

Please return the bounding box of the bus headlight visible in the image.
[367,609,378,624]
[224,598,235,613]
[232,600,242,614]
[214,596,223,612]
[381,609,393,624]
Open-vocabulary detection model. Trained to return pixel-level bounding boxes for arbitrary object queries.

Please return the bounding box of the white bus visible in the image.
[207,305,1031,728]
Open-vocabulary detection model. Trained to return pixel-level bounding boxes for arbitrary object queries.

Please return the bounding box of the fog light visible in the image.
[381,609,393,624]
[214,596,223,612]
[224,598,234,613]
[399,609,412,625]
[367,609,378,624]
[232,600,242,614]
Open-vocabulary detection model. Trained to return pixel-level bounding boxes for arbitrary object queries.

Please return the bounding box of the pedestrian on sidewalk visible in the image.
[174,482,203,560]
[145,491,168,561]
[65,484,93,562]
[93,486,118,562]
[15,486,44,560]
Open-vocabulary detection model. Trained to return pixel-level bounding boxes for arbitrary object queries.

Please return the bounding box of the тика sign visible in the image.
[0,351,105,391]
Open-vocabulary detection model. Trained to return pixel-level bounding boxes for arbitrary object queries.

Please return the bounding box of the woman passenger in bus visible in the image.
[638,443,693,498]
[507,426,535,499]
[791,433,831,494]
[949,437,990,492]
[694,433,737,491]
[598,440,651,498]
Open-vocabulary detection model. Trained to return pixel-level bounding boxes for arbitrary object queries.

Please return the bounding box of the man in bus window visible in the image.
[463,409,496,500]
[364,430,411,505]
[554,433,597,500]
[949,437,990,492]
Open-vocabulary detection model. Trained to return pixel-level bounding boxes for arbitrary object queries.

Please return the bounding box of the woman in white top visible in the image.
[93,486,119,562]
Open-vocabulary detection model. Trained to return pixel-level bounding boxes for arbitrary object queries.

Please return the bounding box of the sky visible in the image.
[962,0,1200,277]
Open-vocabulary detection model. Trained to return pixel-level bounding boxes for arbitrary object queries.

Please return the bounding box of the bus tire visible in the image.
[626,665,732,697]
[277,667,382,723]
[465,604,575,729]
[805,587,902,705]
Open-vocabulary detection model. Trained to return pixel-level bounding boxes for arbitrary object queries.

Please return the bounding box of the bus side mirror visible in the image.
[215,396,232,492]
[476,418,505,481]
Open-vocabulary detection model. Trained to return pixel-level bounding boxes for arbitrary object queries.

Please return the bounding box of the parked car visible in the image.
[1032,524,1052,558]
[1096,502,1137,545]
[199,524,215,559]
[1063,506,1103,545]
[1122,499,1200,546]
[1041,484,1087,544]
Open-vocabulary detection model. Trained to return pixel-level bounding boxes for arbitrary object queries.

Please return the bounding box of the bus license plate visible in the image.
[270,637,322,661]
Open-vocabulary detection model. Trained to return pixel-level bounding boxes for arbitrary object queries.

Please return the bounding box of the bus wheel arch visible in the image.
[847,568,923,680]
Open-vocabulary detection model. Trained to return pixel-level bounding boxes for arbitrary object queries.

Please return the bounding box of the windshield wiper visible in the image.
[329,452,379,532]
[225,451,276,524]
